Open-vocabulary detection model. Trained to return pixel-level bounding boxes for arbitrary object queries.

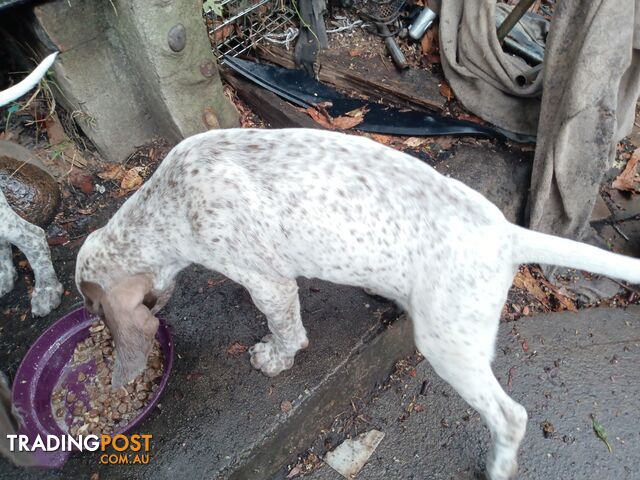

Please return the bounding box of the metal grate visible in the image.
[204,1,297,59]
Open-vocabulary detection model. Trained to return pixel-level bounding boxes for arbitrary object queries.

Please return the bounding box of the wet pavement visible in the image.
[304,306,640,480]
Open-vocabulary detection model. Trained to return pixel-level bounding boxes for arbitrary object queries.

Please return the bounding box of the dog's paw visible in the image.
[30,280,64,317]
[0,266,17,297]
[249,335,296,377]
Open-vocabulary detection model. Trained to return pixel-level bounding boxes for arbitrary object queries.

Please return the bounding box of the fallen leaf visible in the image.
[349,49,363,57]
[280,400,292,413]
[344,106,368,119]
[413,403,426,413]
[534,271,577,312]
[331,114,364,130]
[47,235,69,246]
[304,106,365,130]
[612,147,640,193]
[457,113,484,124]
[120,166,144,191]
[439,81,454,101]
[45,113,68,146]
[592,416,613,453]
[521,339,529,353]
[287,466,302,478]
[226,342,248,357]
[69,171,94,194]
[420,27,438,57]
[432,136,456,149]
[513,267,551,311]
[404,137,429,148]
[507,366,516,389]
[541,420,555,438]
[368,133,396,145]
[98,164,126,181]
[305,106,334,129]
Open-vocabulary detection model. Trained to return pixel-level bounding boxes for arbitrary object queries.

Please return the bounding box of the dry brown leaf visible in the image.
[513,267,551,311]
[535,274,577,312]
[280,400,292,414]
[369,133,396,145]
[304,106,334,129]
[420,28,438,57]
[97,164,126,181]
[432,136,456,149]
[344,106,368,119]
[69,170,93,195]
[439,81,454,101]
[404,137,429,148]
[331,114,364,130]
[44,113,68,146]
[226,342,249,357]
[458,113,484,124]
[120,166,144,191]
[612,148,640,193]
[305,106,365,130]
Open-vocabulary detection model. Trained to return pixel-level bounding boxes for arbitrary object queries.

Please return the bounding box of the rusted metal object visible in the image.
[168,24,187,52]
[0,156,60,228]
[497,0,537,42]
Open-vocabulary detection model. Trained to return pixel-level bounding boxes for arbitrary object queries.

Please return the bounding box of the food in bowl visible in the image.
[50,319,164,436]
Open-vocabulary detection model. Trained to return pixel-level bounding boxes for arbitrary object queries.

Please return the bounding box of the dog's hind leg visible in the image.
[410,269,526,480]
[232,271,309,376]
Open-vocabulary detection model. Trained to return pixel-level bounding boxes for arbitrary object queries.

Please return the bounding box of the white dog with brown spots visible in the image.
[76,128,640,480]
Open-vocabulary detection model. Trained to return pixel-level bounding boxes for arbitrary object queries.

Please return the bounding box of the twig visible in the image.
[612,223,630,241]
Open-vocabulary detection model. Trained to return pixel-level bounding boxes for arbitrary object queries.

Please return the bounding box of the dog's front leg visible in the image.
[0,241,16,297]
[1,202,62,316]
[236,272,309,376]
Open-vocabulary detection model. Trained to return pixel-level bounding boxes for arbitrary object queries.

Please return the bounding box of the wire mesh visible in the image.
[204,1,297,58]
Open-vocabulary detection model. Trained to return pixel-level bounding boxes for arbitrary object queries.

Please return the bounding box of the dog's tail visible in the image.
[509,224,640,284]
[0,52,58,108]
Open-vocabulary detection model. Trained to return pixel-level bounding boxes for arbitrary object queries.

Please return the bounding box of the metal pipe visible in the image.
[377,23,408,70]
[515,63,543,86]
[496,0,537,42]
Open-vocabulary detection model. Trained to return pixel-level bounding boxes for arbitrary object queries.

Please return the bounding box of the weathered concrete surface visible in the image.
[306,306,640,480]
[32,0,238,162]
[435,144,533,224]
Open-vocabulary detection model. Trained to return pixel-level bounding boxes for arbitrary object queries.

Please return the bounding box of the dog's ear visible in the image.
[101,274,159,388]
[80,281,105,315]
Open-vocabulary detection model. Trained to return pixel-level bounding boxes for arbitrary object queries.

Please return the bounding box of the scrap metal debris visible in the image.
[222,56,534,142]
[324,429,385,479]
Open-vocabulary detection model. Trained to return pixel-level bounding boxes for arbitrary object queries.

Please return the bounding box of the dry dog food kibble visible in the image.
[51,319,163,436]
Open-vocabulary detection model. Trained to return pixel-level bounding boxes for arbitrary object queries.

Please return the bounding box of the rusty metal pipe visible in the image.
[497,0,537,42]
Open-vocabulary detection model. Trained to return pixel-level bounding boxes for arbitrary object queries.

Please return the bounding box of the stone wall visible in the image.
[32,0,239,163]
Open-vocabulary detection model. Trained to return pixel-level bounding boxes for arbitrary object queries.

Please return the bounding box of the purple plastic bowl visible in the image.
[11,306,173,468]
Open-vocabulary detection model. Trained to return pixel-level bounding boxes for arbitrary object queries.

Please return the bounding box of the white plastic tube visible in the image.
[0,52,58,107]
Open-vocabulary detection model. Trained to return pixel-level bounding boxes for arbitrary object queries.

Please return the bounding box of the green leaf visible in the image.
[592,416,612,453]
[203,0,224,16]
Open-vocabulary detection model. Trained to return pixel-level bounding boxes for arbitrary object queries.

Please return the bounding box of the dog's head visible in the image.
[79,274,159,388]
